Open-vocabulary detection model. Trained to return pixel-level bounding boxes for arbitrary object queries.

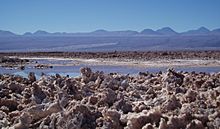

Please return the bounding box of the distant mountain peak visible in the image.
[0,30,16,36]
[141,29,160,35]
[197,27,210,32]
[161,27,172,30]
[182,27,210,35]
[34,30,50,35]
[156,27,178,35]
[158,27,176,31]
[92,29,108,33]
[91,29,139,36]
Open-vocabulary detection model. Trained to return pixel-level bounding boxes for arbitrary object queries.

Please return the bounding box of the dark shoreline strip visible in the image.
[1,50,220,60]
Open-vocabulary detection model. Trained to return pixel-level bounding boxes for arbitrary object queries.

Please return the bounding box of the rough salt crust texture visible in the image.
[0,67,220,129]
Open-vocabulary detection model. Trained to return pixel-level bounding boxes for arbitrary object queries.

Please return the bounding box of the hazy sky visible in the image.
[0,0,220,34]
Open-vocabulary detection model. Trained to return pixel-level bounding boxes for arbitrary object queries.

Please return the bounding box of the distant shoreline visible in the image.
[16,57,220,68]
[1,50,220,68]
[1,50,220,60]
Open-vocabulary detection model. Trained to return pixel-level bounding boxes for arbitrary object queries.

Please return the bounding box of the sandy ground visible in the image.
[17,56,220,68]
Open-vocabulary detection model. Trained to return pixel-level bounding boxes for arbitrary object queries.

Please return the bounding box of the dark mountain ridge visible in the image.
[181,27,210,35]
[156,27,178,35]
[1,27,220,52]
[1,27,220,37]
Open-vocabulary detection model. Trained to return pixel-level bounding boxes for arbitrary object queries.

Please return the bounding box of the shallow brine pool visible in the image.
[0,59,219,79]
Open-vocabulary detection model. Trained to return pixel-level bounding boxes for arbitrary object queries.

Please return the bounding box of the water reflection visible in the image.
[0,59,219,79]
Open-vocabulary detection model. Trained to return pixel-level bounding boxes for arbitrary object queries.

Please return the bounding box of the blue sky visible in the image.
[0,0,220,34]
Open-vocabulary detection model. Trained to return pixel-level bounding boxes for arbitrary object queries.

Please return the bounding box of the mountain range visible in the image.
[1,27,220,37]
[1,27,220,52]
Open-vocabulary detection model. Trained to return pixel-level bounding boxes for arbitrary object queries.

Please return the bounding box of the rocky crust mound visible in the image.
[34,64,53,69]
[0,67,220,129]
[0,57,29,70]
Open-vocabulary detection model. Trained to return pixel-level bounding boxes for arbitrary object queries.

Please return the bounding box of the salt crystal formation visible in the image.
[0,67,220,129]
[0,57,29,70]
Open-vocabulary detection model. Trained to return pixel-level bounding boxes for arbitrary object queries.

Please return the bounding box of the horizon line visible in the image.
[1,26,220,35]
